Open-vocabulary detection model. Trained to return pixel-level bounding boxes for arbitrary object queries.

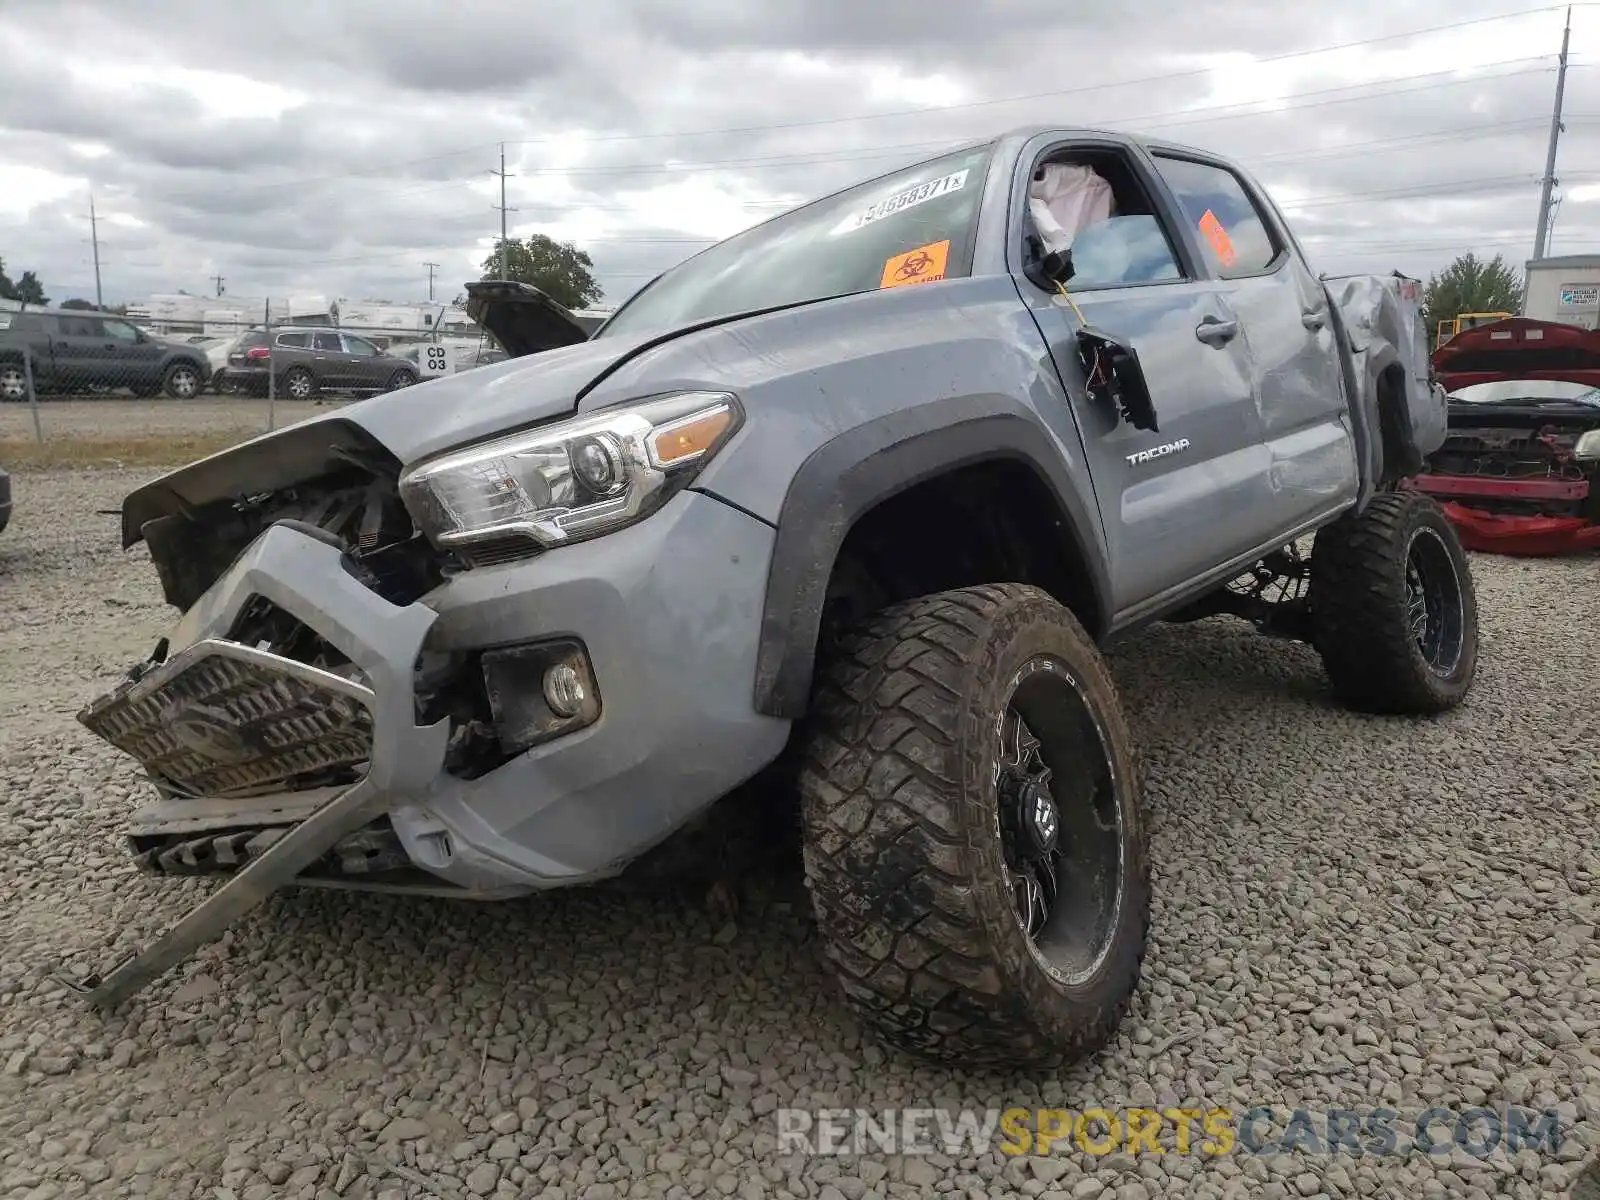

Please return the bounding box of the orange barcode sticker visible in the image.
[1198,209,1237,268]
[881,240,951,289]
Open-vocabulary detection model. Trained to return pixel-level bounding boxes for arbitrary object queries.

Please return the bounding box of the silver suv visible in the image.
[219,325,418,399]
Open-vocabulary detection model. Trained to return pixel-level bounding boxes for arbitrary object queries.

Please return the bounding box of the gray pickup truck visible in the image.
[73,126,1477,1069]
[0,307,210,400]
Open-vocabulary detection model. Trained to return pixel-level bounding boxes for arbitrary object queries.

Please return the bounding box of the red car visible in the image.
[1413,317,1600,554]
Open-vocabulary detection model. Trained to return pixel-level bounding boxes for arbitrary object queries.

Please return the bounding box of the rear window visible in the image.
[237,332,268,350]
[602,143,995,337]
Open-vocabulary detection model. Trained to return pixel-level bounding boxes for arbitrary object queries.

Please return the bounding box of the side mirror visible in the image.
[1076,326,1160,433]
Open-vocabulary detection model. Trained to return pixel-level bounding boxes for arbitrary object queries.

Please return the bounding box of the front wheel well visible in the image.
[819,460,1104,648]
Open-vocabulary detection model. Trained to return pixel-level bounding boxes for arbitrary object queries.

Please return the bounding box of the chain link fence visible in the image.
[0,301,505,458]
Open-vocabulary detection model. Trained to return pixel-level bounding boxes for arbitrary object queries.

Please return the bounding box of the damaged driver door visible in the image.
[1011,137,1275,618]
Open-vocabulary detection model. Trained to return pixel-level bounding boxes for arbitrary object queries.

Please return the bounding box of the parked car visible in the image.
[73,127,1476,1070]
[217,326,419,399]
[204,334,244,393]
[0,308,210,400]
[1414,316,1600,553]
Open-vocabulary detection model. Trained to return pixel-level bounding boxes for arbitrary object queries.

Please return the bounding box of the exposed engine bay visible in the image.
[1423,415,1599,519]
[1414,316,1600,554]
[93,461,515,886]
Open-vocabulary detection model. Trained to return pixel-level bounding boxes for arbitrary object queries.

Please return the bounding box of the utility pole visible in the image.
[423,261,439,302]
[490,143,517,281]
[86,191,104,309]
[212,274,225,297]
[1533,7,1571,262]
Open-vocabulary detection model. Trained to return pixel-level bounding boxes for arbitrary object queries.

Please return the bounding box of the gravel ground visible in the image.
[0,399,334,443]
[0,469,1596,1200]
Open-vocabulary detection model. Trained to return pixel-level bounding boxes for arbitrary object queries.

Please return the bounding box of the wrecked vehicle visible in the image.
[1415,317,1600,554]
[73,127,1477,1068]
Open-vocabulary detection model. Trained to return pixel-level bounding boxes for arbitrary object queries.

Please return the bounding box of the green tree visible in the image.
[1422,253,1524,345]
[60,298,99,310]
[0,259,49,305]
[480,235,603,309]
[13,272,47,305]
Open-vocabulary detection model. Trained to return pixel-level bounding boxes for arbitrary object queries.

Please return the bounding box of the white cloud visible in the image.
[0,0,1595,304]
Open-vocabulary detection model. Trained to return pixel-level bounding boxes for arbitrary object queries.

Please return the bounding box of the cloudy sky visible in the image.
[0,0,1596,312]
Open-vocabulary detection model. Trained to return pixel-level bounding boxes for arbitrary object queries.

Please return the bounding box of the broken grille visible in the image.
[79,640,375,798]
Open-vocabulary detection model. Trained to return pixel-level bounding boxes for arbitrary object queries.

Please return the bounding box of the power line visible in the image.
[481,57,1564,183]
[505,4,1586,147]
[134,4,1589,204]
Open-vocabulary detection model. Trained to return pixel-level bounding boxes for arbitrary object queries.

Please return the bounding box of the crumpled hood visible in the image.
[1433,317,1600,392]
[118,328,662,546]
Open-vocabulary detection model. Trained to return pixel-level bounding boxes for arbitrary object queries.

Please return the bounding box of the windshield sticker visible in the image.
[881,240,951,289]
[834,170,969,235]
[1198,209,1238,268]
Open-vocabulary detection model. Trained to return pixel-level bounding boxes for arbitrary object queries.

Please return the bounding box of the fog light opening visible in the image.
[543,663,587,718]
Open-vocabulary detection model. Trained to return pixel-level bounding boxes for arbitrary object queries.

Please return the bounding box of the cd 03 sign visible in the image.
[419,343,454,378]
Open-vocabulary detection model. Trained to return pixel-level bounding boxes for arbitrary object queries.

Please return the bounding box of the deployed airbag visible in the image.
[1029,164,1113,257]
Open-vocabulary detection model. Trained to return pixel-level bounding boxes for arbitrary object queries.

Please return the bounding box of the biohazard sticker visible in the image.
[881,240,951,288]
[1198,209,1238,268]
[834,170,969,235]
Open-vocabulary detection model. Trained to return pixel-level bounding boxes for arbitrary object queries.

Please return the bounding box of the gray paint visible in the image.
[393,489,791,889]
[149,491,787,894]
[89,123,1435,910]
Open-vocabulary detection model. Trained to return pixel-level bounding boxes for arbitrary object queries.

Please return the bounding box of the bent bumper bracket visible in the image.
[62,778,395,1007]
[63,522,450,1009]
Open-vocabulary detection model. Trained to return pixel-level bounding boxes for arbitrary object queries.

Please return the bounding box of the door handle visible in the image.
[1301,309,1326,330]
[1195,317,1239,347]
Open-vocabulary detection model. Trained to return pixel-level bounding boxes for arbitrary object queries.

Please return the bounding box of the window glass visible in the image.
[1066,216,1183,290]
[102,320,141,344]
[1152,156,1279,276]
[602,143,994,337]
[343,335,378,356]
[60,317,98,337]
[276,331,309,348]
[313,331,343,352]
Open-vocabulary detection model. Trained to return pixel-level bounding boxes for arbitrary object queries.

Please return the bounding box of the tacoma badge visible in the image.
[1125,437,1191,467]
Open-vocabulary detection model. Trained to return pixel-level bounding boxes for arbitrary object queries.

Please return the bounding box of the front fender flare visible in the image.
[742,396,1110,719]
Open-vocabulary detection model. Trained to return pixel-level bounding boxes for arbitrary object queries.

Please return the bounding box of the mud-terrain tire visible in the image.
[1311,490,1478,714]
[798,583,1149,1069]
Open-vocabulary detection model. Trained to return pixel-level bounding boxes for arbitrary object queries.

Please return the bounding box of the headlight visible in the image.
[1576,430,1600,462]
[399,391,741,559]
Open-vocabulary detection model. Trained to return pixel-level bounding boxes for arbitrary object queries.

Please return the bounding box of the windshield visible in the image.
[601,142,994,337]
[1449,379,1600,406]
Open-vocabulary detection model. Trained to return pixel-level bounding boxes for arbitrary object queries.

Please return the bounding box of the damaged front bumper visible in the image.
[71,490,789,1006]
[68,525,448,1006]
